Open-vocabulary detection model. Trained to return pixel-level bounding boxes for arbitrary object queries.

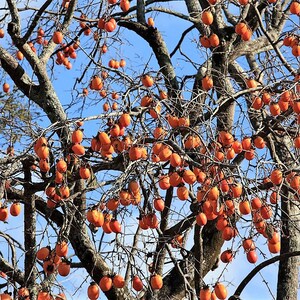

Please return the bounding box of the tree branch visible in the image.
[137,0,146,23]
[229,251,300,300]
[118,20,179,96]
[0,255,24,285]
[40,0,78,63]
[0,47,68,140]
[23,166,37,296]
[23,0,53,42]
[252,4,295,75]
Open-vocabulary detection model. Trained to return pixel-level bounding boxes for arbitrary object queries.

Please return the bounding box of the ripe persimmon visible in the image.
[53,31,63,44]
[270,169,283,185]
[10,202,21,216]
[99,276,113,291]
[214,283,227,300]
[0,28,4,38]
[0,207,8,221]
[220,249,233,263]
[201,10,213,25]
[142,74,154,87]
[202,75,213,91]
[246,249,258,263]
[3,83,10,93]
[58,261,70,276]
[290,1,300,15]
[120,0,130,12]
[153,197,165,211]
[113,274,125,288]
[37,246,50,261]
[150,274,163,290]
[132,275,143,291]
[87,282,100,300]
[55,240,68,257]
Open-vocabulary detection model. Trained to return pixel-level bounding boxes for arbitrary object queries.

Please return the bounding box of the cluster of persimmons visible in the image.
[1,0,300,299]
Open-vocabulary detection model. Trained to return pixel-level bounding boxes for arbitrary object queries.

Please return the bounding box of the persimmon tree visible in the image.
[0,0,299,299]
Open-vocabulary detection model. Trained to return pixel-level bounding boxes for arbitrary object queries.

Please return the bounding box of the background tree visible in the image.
[0,0,299,299]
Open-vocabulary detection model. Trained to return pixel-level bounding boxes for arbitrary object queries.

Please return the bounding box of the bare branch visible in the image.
[229,251,300,300]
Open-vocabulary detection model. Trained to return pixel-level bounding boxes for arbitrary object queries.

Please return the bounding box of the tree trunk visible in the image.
[277,190,300,300]
[273,136,300,300]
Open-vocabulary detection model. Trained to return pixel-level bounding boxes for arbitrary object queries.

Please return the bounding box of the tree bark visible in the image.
[23,164,38,298]
[277,190,300,300]
[271,136,300,300]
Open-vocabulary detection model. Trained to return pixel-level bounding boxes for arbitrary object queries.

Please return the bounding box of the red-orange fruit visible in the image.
[270,169,283,185]
[87,282,100,300]
[56,159,67,173]
[113,274,125,288]
[79,166,91,179]
[36,246,50,261]
[58,261,71,276]
[199,286,211,300]
[268,241,280,253]
[290,1,300,15]
[99,276,113,291]
[239,200,251,215]
[72,143,85,155]
[246,249,258,263]
[150,274,163,290]
[153,198,165,211]
[182,169,196,185]
[209,33,220,47]
[222,226,234,241]
[202,75,214,91]
[177,186,189,200]
[196,212,207,226]
[200,35,211,48]
[10,202,21,216]
[55,240,68,257]
[110,219,122,233]
[235,22,248,35]
[243,238,256,252]
[220,249,233,263]
[201,10,213,25]
[251,197,262,209]
[0,207,8,221]
[142,74,154,87]
[132,275,143,291]
[53,31,63,44]
[214,283,227,300]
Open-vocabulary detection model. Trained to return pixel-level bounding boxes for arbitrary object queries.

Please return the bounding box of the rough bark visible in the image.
[69,194,135,300]
[150,222,223,299]
[118,20,179,96]
[272,135,300,300]
[229,251,300,300]
[276,197,300,300]
[23,164,38,298]
[0,1,299,300]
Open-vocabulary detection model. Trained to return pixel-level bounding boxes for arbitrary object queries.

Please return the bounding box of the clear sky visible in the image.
[0,1,298,299]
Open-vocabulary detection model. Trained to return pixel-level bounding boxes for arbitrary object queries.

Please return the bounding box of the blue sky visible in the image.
[0,1,299,299]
